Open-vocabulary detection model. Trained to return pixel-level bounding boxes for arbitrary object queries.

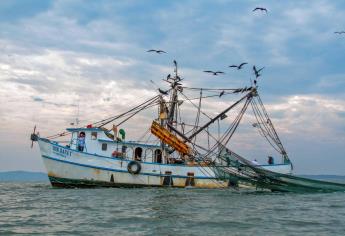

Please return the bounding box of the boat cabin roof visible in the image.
[67,127,103,132]
[98,139,160,148]
[66,127,160,149]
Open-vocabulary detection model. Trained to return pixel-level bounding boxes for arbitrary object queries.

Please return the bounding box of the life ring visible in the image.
[127,161,141,175]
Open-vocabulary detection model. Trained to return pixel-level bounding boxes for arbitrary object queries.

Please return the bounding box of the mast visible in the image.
[157,60,182,163]
[167,60,180,126]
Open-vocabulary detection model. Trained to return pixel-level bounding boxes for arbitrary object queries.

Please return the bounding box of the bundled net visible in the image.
[214,149,345,193]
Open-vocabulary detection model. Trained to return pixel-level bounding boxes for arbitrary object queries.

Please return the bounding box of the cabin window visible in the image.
[91,132,97,140]
[154,149,162,163]
[134,147,143,161]
[122,145,127,154]
[125,147,133,159]
[102,143,107,151]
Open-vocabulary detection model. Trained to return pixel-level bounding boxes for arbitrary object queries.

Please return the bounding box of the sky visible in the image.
[0,0,345,174]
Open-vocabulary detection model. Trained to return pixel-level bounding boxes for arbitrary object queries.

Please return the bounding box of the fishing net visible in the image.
[214,150,345,193]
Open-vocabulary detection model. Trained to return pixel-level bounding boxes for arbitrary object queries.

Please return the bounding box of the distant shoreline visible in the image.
[0,171,345,182]
[0,171,49,182]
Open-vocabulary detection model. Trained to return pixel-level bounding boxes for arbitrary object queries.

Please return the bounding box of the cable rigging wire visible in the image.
[44,95,160,139]
[251,97,285,155]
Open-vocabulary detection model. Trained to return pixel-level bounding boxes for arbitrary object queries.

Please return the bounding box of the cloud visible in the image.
[31,95,78,108]
[31,96,44,102]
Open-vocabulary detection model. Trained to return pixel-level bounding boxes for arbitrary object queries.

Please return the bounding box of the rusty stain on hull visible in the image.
[47,171,58,178]
[93,168,101,175]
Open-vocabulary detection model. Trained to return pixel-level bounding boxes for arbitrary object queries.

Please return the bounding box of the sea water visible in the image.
[1,182,345,235]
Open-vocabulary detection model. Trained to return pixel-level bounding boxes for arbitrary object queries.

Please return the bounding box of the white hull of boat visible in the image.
[38,138,292,188]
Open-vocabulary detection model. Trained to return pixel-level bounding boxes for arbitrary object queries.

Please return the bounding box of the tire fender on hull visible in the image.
[127,161,141,174]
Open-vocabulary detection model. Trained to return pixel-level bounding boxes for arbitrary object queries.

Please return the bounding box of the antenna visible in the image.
[173,60,178,78]
[76,99,80,126]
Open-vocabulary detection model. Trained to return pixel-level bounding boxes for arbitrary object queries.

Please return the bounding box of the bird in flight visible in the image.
[147,49,167,54]
[219,90,225,97]
[220,113,227,120]
[203,70,225,76]
[229,62,248,70]
[253,65,264,78]
[334,31,345,34]
[253,7,267,13]
[158,88,169,95]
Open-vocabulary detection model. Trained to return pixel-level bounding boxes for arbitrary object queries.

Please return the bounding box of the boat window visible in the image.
[134,147,143,161]
[122,145,127,154]
[125,147,133,159]
[102,143,107,151]
[154,149,162,163]
[91,132,97,140]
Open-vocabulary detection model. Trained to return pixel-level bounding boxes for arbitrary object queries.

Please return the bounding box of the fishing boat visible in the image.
[30,61,290,188]
[31,62,345,192]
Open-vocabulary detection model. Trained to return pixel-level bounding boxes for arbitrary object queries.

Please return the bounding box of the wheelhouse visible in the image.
[66,127,162,163]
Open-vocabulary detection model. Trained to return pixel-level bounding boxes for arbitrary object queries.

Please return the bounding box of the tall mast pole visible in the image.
[167,60,179,127]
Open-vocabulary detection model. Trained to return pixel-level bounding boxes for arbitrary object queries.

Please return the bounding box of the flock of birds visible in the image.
[147,46,265,97]
[145,5,345,98]
[147,46,265,96]
[147,47,265,88]
[147,48,265,80]
[145,6,270,93]
[203,64,264,87]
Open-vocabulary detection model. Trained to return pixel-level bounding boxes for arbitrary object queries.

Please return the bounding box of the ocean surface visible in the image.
[1,182,345,236]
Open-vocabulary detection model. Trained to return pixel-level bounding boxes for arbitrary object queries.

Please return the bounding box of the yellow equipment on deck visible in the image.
[150,121,191,156]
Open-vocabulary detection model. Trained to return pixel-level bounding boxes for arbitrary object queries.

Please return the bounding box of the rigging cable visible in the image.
[202,96,252,160]
[116,99,160,126]
[257,94,287,155]
[95,94,161,127]
[191,89,203,151]
[179,91,213,120]
[45,95,160,139]
[251,98,282,154]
